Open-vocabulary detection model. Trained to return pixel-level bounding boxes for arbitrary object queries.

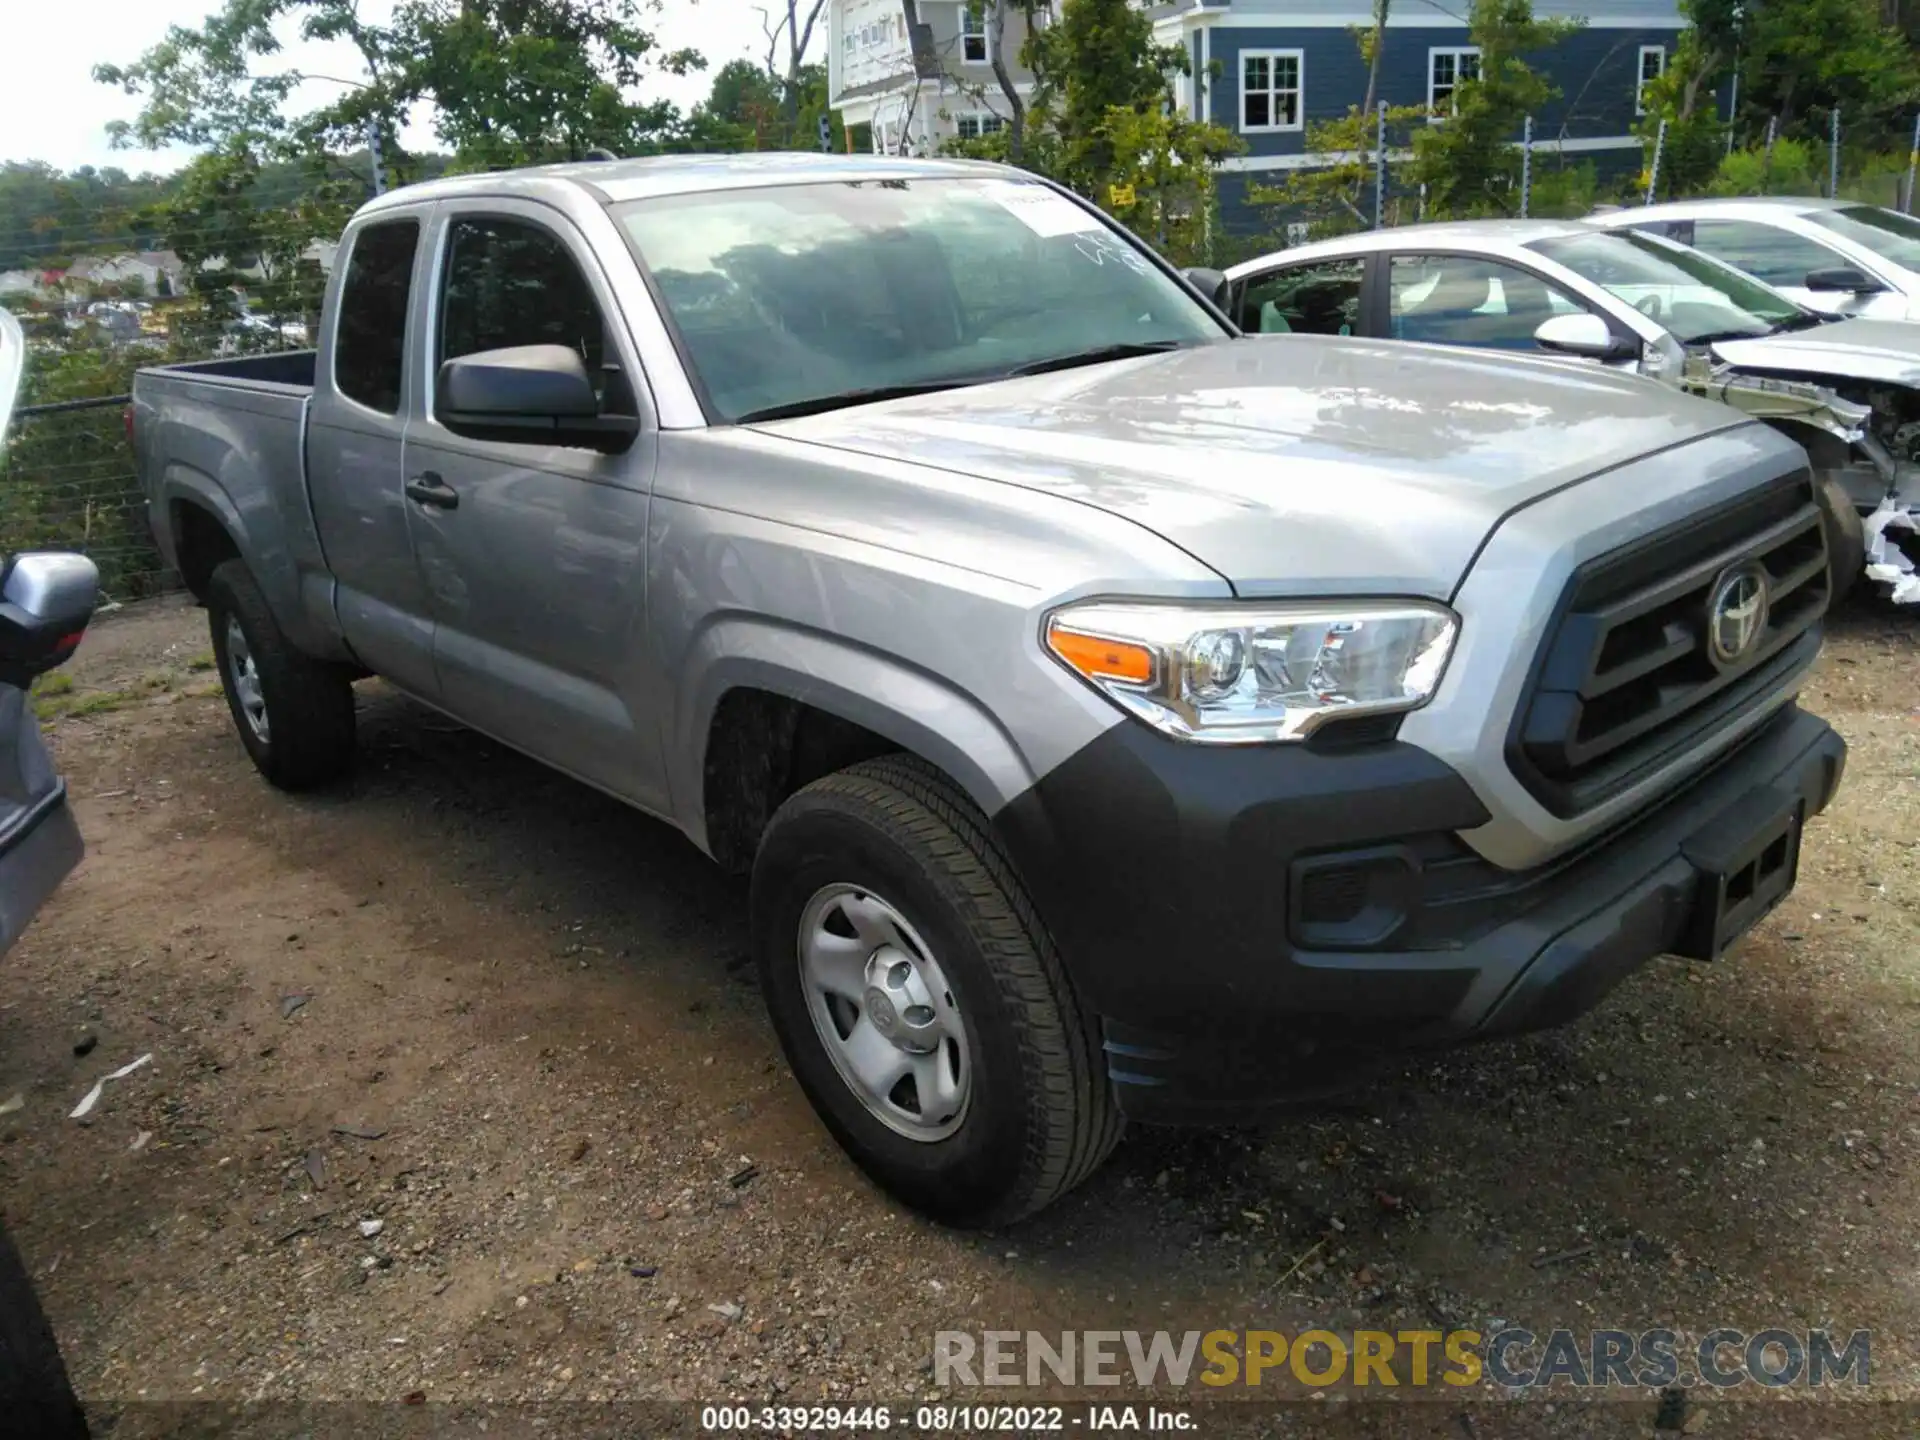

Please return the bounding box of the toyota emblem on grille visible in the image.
[1706,560,1770,667]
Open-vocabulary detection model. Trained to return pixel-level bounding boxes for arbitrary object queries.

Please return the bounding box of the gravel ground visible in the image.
[0,593,1917,1438]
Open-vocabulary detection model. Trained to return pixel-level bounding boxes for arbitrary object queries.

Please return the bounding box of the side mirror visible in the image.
[0,552,98,689]
[1805,266,1884,295]
[436,343,637,453]
[1533,312,1638,363]
[1182,265,1231,312]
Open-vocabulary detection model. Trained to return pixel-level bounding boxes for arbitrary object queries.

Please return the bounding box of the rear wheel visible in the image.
[751,755,1121,1227]
[206,560,356,789]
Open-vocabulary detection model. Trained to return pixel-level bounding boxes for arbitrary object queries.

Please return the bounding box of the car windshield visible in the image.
[613,177,1223,423]
[1529,228,1811,344]
[1806,204,1920,271]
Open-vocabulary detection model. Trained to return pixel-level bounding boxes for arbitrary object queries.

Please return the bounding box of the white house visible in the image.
[827,0,1049,155]
[63,250,185,295]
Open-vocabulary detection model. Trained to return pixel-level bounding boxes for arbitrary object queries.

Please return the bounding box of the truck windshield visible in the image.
[1528,228,1813,345]
[613,177,1224,423]
[1806,204,1920,272]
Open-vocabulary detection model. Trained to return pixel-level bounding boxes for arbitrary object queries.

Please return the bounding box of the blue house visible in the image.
[1148,0,1691,231]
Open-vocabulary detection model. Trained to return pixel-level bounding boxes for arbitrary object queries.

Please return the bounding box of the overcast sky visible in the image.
[2,0,808,176]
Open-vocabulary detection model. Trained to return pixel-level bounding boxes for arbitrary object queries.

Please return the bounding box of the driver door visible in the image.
[400,201,667,811]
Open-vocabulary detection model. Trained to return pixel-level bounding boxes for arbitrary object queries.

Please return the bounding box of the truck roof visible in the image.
[358,151,1006,215]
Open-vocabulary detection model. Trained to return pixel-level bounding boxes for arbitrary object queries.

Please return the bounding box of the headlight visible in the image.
[1045,600,1458,744]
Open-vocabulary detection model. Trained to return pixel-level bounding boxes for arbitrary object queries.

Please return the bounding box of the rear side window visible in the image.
[334,219,419,413]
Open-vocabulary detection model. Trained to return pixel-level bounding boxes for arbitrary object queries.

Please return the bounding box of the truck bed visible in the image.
[144,350,317,392]
[131,350,329,646]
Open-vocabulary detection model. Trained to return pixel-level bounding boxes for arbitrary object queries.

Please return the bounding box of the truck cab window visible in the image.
[334,219,419,413]
[439,217,634,415]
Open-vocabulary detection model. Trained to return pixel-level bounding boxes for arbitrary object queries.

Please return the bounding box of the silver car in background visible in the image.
[1224,218,1920,596]
[1591,196,1920,322]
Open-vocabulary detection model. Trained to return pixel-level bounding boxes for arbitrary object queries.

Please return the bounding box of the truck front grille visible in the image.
[1510,474,1828,817]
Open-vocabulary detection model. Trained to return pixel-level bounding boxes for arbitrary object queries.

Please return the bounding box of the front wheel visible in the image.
[1814,472,1864,606]
[206,560,356,790]
[751,756,1121,1227]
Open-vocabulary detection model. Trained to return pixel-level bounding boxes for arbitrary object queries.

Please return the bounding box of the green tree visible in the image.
[1025,0,1191,196]
[394,0,701,167]
[96,0,702,177]
[1253,100,1427,237]
[1407,0,1581,218]
[1096,106,1242,264]
[1632,0,1736,197]
[1735,0,1919,151]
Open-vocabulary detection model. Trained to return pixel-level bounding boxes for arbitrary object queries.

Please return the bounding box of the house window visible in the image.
[955,113,1005,140]
[1636,45,1667,115]
[1428,47,1481,119]
[1239,49,1303,133]
[960,4,987,63]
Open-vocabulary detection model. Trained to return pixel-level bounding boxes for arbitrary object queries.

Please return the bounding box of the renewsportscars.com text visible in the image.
[932,1328,1870,1390]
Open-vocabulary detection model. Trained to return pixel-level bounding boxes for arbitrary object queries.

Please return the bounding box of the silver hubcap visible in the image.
[225,616,269,744]
[798,883,970,1142]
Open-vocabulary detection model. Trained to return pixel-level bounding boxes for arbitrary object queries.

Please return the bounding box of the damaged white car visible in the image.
[1222,218,1920,599]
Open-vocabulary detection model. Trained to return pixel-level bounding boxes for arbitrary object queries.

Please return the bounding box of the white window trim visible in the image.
[1635,44,1667,116]
[954,111,1005,139]
[1238,47,1304,135]
[1427,46,1481,123]
[960,4,988,65]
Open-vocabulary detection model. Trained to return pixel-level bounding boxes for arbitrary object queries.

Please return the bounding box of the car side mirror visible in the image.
[1182,266,1231,312]
[436,343,638,453]
[1805,266,1884,294]
[0,552,98,689]
[1533,312,1638,363]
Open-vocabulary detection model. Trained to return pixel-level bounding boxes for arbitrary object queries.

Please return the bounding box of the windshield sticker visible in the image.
[984,181,1105,238]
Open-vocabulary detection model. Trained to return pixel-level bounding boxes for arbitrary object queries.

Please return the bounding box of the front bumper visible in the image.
[992,705,1845,1125]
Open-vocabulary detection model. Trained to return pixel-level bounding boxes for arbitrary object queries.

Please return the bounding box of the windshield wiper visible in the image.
[1002,339,1193,378]
[1770,311,1834,333]
[735,381,984,424]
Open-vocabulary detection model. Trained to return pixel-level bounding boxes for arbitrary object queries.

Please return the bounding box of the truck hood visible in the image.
[762,337,1747,597]
[1711,317,1920,386]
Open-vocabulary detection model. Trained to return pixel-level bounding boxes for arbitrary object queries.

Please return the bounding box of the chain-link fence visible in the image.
[0,394,171,600]
[0,211,324,597]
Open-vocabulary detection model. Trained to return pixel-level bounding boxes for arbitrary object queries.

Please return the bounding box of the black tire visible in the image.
[1815,472,1864,607]
[0,1217,88,1440]
[751,755,1121,1228]
[206,559,356,789]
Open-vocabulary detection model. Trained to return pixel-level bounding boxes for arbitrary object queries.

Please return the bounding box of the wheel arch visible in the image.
[681,622,1036,873]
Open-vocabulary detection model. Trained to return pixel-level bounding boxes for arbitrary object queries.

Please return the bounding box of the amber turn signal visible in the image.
[1046,621,1155,685]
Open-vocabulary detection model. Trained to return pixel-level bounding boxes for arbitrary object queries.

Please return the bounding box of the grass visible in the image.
[30,659,224,722]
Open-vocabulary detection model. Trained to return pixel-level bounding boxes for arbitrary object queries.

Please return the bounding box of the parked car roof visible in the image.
[1223,217,1597,277]
[1605,195,1855,223]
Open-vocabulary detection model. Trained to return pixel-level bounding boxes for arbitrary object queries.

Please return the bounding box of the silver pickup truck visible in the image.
[132,154,1847,1226]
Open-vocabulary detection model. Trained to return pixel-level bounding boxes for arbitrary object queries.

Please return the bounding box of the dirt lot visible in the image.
[2,593,1918,1436]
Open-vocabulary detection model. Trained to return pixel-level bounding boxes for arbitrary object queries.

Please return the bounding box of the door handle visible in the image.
[405,471,458,510]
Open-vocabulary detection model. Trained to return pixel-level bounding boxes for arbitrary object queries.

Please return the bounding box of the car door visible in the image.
[1384,251,1637,365]
[1230,256,1369,337]
[400,201,666,811]
[1679,217,1905,319]
[305,213,443,700]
